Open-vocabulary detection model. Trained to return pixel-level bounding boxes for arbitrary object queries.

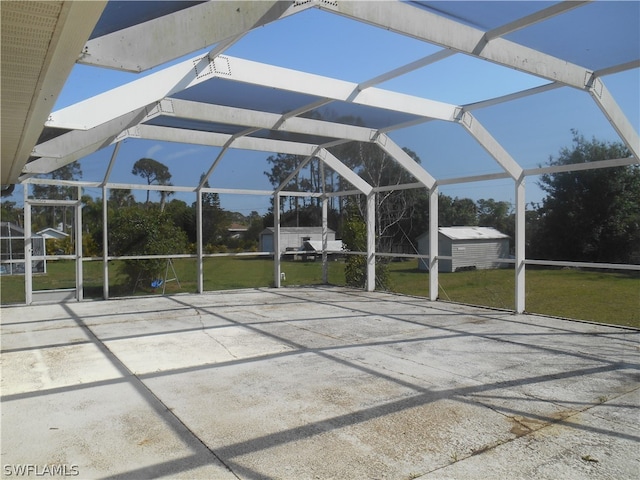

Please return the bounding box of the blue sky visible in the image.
[11,2,640,216]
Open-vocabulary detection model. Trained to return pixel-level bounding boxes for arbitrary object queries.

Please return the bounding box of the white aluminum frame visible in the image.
[12,1,639,314]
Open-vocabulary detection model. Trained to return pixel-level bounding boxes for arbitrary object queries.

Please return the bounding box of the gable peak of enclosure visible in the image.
[1,0,638,311]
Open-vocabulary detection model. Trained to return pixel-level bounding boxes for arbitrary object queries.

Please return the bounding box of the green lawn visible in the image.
[1,257,637,328]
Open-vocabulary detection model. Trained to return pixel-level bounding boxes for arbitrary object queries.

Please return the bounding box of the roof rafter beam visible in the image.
[134,124,320,157]
[356,48,456,91]
[463,83,563,112]
[32,107,152,159]
[166,99,376,143]
[585,76,640,158]
[319,149,373,196]
[592,60,640,78]
[79,1,307,72]
[374,134,435,189]
[47,54,460,132]
[23,107,154,175]
[456,111,523,181]
[274,151,318,194]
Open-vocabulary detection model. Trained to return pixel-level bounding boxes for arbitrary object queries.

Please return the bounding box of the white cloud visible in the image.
[145,144,163,158]
[165,148,201,161]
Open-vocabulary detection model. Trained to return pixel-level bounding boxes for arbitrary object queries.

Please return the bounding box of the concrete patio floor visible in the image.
[1,286,638,479]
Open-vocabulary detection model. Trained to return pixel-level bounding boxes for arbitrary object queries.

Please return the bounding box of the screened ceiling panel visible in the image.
[2,0,638,189]
[504,1,640,71]
[169,78,325,115]
[248,129,340,146]
[143,117,250,136]
[224,7,443,82]
[89,1,206,39]
[299,102,424,130]
[410,1,561,30]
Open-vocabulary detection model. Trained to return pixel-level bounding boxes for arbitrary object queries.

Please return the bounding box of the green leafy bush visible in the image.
[109,206,188,286]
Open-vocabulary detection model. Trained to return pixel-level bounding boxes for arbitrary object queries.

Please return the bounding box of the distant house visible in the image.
[417,226,510,273]
[36,227,68,240]
[259,227,337,255]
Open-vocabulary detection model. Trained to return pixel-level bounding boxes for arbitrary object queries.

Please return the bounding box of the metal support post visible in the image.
[322,195,328,284]
[429,186,439,301]
[366,192,376,292]
[76,187,83,301]
[274,193,281,288]
[102,185,109,299]
[196,189,203,293]
[24,186,32,305]
[515,176,526,313]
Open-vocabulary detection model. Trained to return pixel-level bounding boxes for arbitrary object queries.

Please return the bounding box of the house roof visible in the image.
[36,228,69,239]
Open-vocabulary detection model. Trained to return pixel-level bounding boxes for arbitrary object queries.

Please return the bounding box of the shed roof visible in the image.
[303,240,345,252]
[261,227,335,235]
[440,226,510,241]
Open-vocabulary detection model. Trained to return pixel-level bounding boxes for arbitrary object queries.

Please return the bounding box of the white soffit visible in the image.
[0,1,106,185]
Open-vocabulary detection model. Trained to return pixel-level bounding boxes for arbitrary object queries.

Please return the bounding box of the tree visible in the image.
[264,153,316,226]
[132,158,172,205]
[476,198,512,233]
[109,205,188,287]
[198,174,229,246]
[0,200,21,226]
[342,198,389,289]
[329,142,425,254]
[531,132,639,263]
[439,195,477,226]
[109,188,135,208]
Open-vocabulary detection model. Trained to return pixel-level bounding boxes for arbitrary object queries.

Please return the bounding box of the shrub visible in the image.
[109,206,188,286]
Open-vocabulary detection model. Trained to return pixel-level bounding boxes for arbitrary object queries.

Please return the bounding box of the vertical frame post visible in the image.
[102,185,109,299]
[429,186,439,301]
[196,189,204,293]
[515,176,526,313]
[24,186,32,305]
[366,192,376,292]
[322,195,328,284]
[320,160,328,284]
[274,193,281,288]
[75,187,83,301]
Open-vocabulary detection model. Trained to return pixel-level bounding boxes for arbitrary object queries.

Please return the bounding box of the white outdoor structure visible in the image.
[260,227,337,255]
[1,1,638,309]
[417,227,510,273]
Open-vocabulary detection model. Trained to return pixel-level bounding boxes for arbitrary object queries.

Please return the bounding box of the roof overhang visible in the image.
[0,0,106,186]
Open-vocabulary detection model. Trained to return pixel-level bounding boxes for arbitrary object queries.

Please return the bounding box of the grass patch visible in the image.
[1,258,637,328]
[385,262,639,328]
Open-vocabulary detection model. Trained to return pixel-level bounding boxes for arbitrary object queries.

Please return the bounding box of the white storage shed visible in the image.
[417,227,510,273]
[259,227,336,255]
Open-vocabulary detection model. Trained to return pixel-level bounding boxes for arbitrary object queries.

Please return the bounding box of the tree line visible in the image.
[2,131,638,286]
